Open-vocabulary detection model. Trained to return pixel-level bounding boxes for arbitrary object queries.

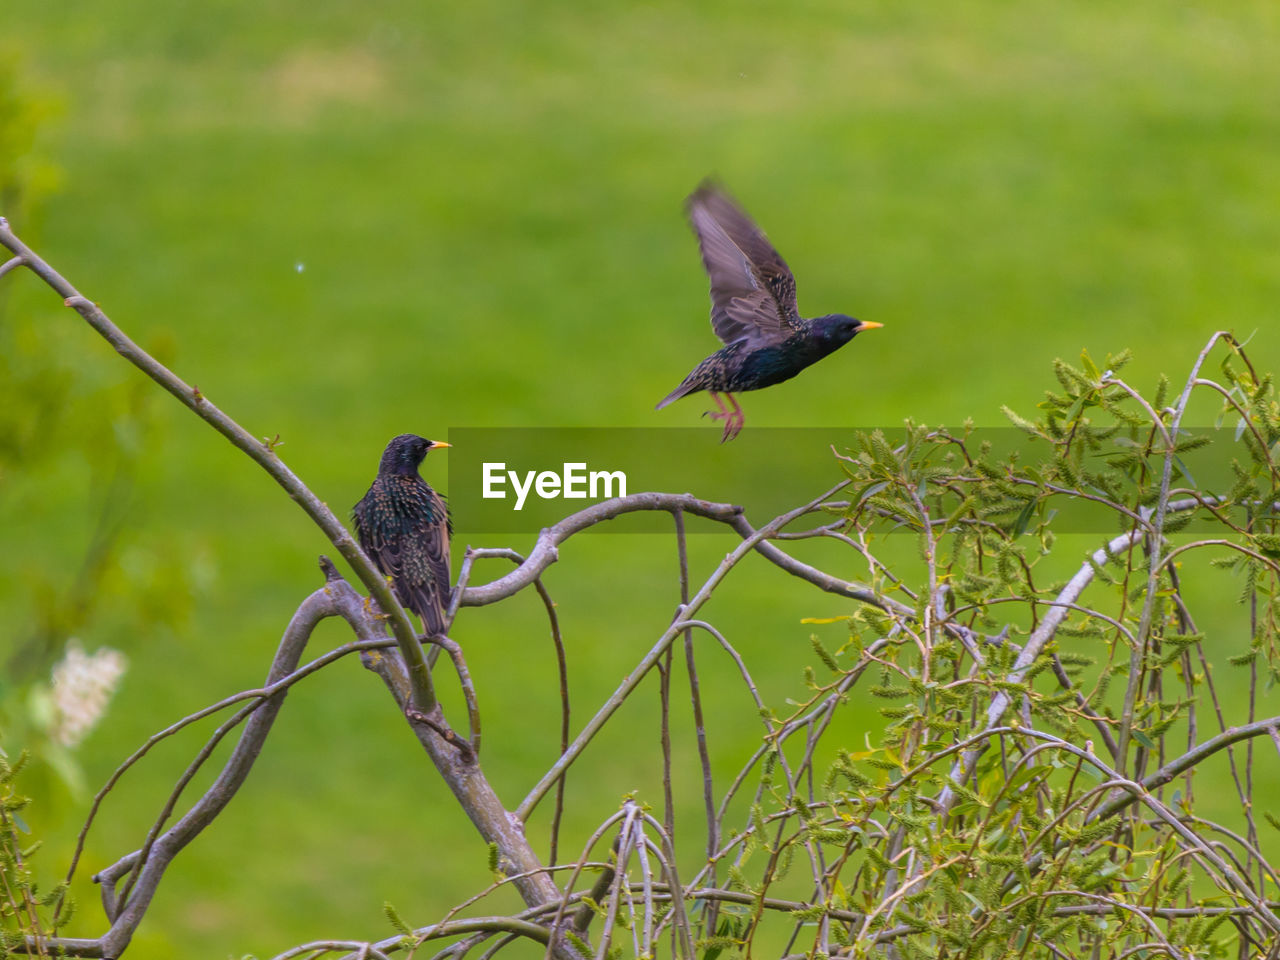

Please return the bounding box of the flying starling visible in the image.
[656,181,883,441]
[353,434,452,637]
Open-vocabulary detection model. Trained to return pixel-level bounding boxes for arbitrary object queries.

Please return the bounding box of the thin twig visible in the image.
[515,482,852,822]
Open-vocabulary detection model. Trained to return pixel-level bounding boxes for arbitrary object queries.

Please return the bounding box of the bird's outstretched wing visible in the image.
[354,481,451,637]
[686,181,801,347]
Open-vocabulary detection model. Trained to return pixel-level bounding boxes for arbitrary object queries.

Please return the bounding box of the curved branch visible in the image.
[455,491,906,611]
[975,721,1280,933]
[426,634,482,757]
[271,916,552,960]
[455,491,905,620]
[95,583,340,956]
[320,572,569,927]
[1119,332,1236,770]
[60,630,391,910]
[458,494,742,605]
[1105,717,1280,822]
[453,547,572,863]
[514,482,851,821]
[936,524,1143,811]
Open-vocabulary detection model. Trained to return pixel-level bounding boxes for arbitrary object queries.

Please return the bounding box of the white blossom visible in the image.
[50,640,127,748]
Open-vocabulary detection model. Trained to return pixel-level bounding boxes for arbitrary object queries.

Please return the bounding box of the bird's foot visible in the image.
[702,407,744,441]
[703,392,744,441]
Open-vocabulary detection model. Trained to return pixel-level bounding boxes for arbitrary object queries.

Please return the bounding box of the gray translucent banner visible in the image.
[442,426,1272,534]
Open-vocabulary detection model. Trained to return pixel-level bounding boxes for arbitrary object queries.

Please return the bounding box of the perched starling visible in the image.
[353,434,452,637]
[656,181,883,441]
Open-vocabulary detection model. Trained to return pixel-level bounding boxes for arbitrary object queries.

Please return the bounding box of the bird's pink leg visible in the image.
[722,393,745,442]
[703,392,746,442]
[704,392,730,423]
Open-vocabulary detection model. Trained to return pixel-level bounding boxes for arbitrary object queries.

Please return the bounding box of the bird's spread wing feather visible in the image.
[687,182,801,347]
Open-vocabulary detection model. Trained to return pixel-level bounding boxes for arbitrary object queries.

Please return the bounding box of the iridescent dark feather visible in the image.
[353,434,451,636]
[657,180,882,441]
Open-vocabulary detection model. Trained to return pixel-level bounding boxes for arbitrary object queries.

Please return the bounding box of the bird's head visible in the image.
[814,314,883,347]
[380,433,450,476]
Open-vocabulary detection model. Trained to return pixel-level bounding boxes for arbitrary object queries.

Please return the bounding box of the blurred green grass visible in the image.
[4,0,1280,955]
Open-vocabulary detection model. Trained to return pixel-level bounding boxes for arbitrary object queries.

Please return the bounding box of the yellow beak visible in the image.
[856,321,884,332]
[429,440,451,449]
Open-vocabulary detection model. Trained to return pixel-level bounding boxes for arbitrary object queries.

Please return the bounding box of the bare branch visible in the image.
[1119,332,1236,770]
[457,494,741,606]
[60,630,389,912]
[514,482,850,821]
[318,572,570,933]
[454,490,900,614]
[270,916,553,960]
[937,524,1142,811]
[424,634,482,757]
[91,583,340,956]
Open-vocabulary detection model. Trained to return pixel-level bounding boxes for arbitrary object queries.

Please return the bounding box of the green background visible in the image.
[3,1,1280,956]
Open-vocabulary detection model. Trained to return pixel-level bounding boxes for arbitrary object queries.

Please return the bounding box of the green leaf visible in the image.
[383,902,413,937]
[855,479,890,508]
[1003,405,1041,435]
[486,841,502,880]
[1012,497,1038,537]
[1080,349,1100,382]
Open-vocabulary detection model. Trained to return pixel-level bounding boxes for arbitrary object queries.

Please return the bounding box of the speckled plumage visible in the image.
[353,434,452,637]
[656,181,882,441]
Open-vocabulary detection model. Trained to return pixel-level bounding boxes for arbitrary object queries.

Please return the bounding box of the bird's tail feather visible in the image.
[420,602,446,638]
[655,380,700,410]
[405,586,447,639]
